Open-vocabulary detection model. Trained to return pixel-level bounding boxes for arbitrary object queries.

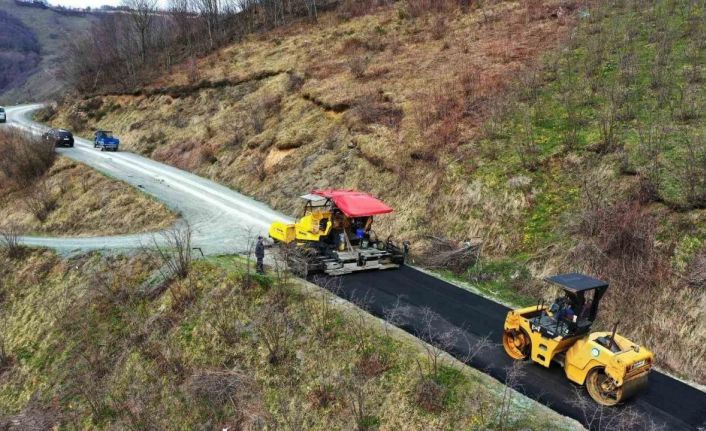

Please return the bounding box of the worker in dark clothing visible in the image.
[255,236,265,274]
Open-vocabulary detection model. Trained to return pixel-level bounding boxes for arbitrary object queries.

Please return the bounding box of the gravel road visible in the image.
[4,104,292,255]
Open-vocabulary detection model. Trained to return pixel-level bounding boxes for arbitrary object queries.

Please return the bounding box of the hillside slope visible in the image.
[0,157,176,237]
[48,0,706,385]
[0,250,582,430]
[0,0,94,104]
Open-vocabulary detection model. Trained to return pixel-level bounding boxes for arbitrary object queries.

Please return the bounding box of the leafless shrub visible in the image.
[66,110,86,131]
[431,16,448,40]
[560,87,582,150]
[525,0,545,21]
[570,387,663,431]
[340,372,379,431]
[0,226,24,259]
[493,361,527,429]
[185,369,257,407]
[0,129,56,190]
[250,156,267,182]
[286,72,305,92]
[255,303,294,364]
[186,57,200,84]
[307,383,337,409]
[34,104,57,122]
[249,103,267,134]
[338,0,377,19]
[348,56,369,79]
[248,93,281,134]
[355,350,392,379]
[573,200,656,260]
[685,247,706,289]
[303,276,341,339]
[671,85,701,123]
[414,377,446,413]
[351,93,404,130]
[23,182,58,222]
[516,108,541,170]
[404,0,456,18]
[415,307,459,377]
[151,222,193,280]
[418,235,481,274]
[459,67,484,113]
[671,132,706,208]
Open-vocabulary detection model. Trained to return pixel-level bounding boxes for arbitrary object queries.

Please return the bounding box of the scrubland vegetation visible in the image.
[0,248,580,430]
[46,0,706,385]
[0,129,175,236]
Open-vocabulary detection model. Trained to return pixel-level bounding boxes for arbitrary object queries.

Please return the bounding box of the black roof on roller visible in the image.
[545,273,608,292]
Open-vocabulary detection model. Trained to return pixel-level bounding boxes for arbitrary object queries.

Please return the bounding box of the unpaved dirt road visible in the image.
[4,105,706,430]
[4,104,292,254]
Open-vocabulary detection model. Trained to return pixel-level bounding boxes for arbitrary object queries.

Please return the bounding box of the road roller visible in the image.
[502,273,653,406]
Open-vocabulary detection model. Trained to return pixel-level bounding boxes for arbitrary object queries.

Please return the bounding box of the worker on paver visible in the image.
[255,236,265,274]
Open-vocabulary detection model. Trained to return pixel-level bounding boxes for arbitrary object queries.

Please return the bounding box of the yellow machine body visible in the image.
[503,301,653,406]
[269,210,333,244]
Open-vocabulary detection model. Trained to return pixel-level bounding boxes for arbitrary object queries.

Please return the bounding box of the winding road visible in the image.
[3,105,706,430]
[4,104,291,254]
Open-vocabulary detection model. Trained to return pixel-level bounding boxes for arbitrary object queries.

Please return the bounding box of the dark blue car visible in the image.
[94,130,119,152]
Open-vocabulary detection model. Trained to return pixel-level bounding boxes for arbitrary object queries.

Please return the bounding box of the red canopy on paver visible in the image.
[311,189,393,217]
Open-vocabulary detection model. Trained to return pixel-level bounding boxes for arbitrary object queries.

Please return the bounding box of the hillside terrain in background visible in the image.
[0,9,40,96]
[47,0,706,386]
[0,0,95,104]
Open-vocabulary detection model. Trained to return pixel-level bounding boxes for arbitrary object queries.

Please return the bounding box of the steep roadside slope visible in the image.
[0,250,583,430]
[0,156,176,237]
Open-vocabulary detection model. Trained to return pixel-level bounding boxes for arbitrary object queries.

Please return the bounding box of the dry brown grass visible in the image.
[0,157,176,236]
[49,0,575,255]
[0,129,55,190]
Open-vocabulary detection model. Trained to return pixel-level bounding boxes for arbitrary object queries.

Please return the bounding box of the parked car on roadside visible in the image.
[94,130,119,152]
[42,128,74,147]
[0,107,6,123]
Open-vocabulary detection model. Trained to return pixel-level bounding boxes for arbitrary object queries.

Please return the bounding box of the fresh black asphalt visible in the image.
[317,266,706,431]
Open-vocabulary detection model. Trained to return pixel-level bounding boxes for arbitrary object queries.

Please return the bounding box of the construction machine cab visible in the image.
[539,273,608,337]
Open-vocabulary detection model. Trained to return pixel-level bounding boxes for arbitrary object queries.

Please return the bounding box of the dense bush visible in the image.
[0,129,55,190]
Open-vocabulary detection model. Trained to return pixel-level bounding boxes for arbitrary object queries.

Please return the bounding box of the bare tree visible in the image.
[303,0,318,22]
[122,0,159,64]
[169,0,197,52]
[193,0,221,49]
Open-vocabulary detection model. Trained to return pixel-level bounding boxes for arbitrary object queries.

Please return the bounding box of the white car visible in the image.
[0,107,5,123]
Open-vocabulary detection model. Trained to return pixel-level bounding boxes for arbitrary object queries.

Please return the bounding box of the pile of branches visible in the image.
[418,235,481,274]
